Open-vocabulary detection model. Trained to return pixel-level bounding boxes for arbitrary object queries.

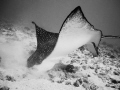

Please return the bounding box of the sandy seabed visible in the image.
[0,24,120,90]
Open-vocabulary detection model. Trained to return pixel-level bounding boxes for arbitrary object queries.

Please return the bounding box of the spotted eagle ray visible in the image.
[27,6,120,69]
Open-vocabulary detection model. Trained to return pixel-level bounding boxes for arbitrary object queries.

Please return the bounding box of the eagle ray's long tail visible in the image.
[102,35,120,39]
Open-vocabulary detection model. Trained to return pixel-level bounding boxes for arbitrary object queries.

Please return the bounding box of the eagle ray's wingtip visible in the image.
[75,6,81,9]
[31,21,36,25]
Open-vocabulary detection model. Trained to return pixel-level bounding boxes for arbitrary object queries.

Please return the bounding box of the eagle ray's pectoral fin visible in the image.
[27,50,42,68]
[27,21,59,68]
[86,42,98,57]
